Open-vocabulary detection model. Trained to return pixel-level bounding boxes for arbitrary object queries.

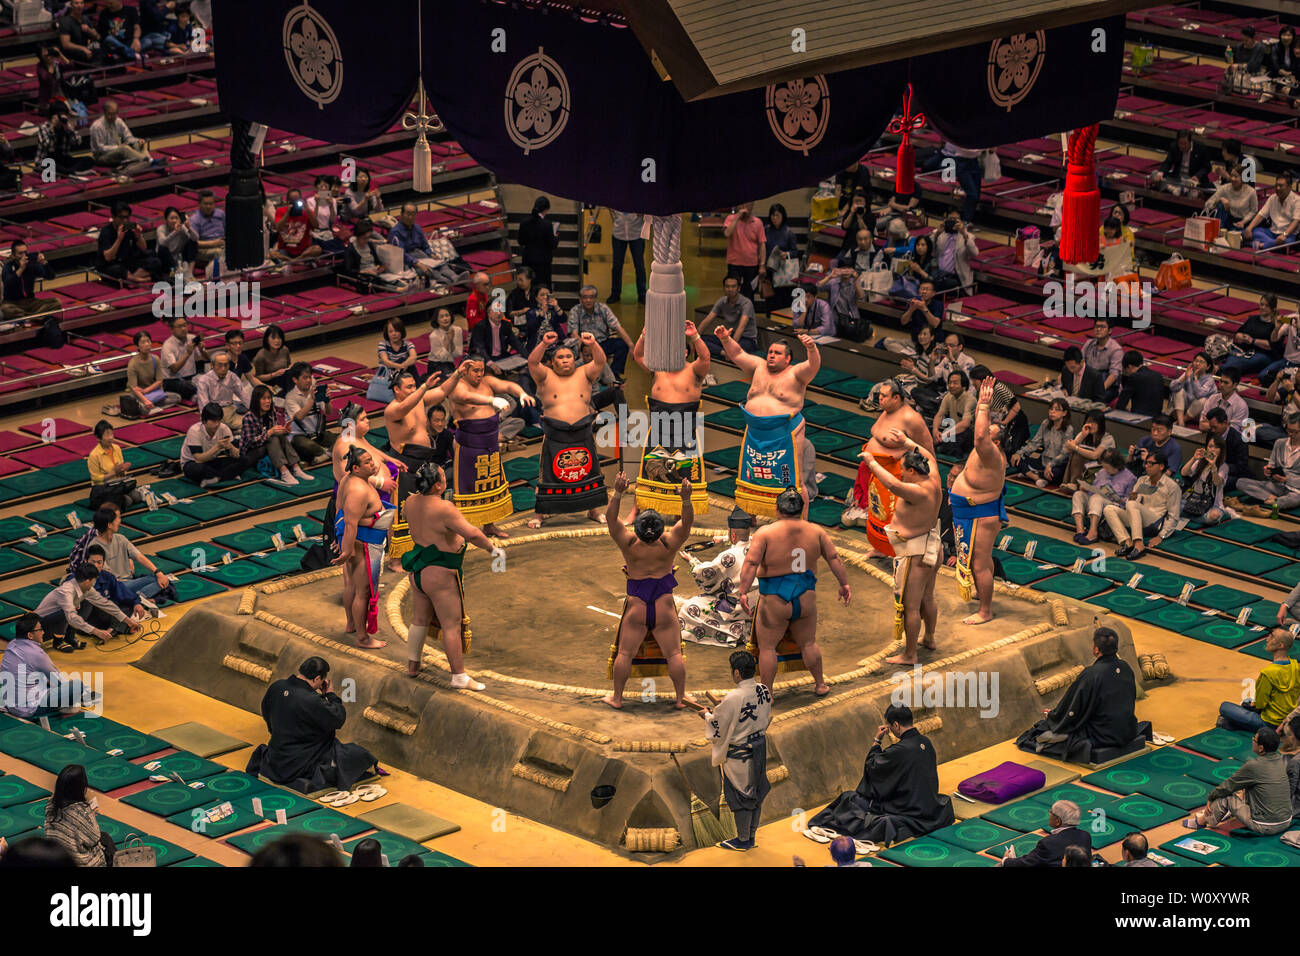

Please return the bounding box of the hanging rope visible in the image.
[1058,124,1100,264]
[402,1,444,192]
[887,83,926,196]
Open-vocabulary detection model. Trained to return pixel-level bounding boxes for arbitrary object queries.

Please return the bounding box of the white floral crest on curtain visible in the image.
[986,32,1047,112]
[504,48,571,155]
[282,1,343,109]
[764,76,830,155]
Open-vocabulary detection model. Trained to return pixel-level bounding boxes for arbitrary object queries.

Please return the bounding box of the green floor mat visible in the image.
[703,407,747,431]
[1133,603,1206,632]
[1133,775,1213,811]
[981,799,1054,832]
[197,559,282,587]
[27,505,93,531]
[1030,574,1110,599]
[703,446,741,470]
[510,486,536,512]
[121,508,202,535]
[2,468,80,496]
[83,756,153,791]
[167,805,263,839]
[130,833,195,867]
[148,478,207,499]
[1082,763,1166,794]
[225,824,292,855]
[1160,831,1300,868]
[283,469,332,498]
[810,367,853,389]
[0,583,54,611]
[823,377,876,400]
[1206,520,1281,545]
[826,414,873,438]
[1188,584,1259,611]
[121,446,168,470]
[216,484,297,511]
[0,550,39,575]
[1084,811,1127,848]
[171,856,224,867]
[1157,533,1240,564]
[987,833,1047,860]
[1094,558,1142,583]
[815,473,855,500]
[0,776,51,808]
[928,819,1021,852]
[1031,783,1117,812]
[1238,639,1275,660]
[1177,729,1256,761]
[878,838,997,867]
[155,541,230,567]
[1014,494,1074,522]
[801,403,855,427]
[138,437,185,459]
[1138,567,1207,597]
[173,496,248,522]
[503,456,540,483]
[236,787,319,820]
[0,600,23,620]
[91,814,132,845]
[418,849,474,867]
[13,738,110,775]
[998,555,1056,585]
[121,781,215,816]
[1106,795,1186,828]
[1091,587,1162,617]
[212,529,274,553]
[1031,539,1094,566]
[702,380,750,403]
[281,807,372,840]
[342,830,430,863]
[1263,564,1300,589]
[152,722,248,759]
[1183,619,1257,649]
[201,772,271,802]
[0,799,48,839]
[254,548,309,574]
[356,803,461,842]
[1000,483,1044,508]
[1119,748,1221,778]
[0,722,60,756]
[12,531,80,562]
[170,574,227,602]
[144,751,229,780]
[1184,757,1243,787]
[806,499,844,528]
[709,476,736,498]
[78,725,168,760]
[1240,599,1281,628]
[806,428,858,456]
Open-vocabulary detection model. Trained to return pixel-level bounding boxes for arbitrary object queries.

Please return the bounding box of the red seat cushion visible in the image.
[18,417,90,439]
[112,422,174,444]
[12,444,80,467]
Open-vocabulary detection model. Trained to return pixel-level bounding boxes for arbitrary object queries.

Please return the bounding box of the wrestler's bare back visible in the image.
[337,474,383,540]
[332,436,388,484]
[619,536,678,580]
[405,493,467,554]
[750,520,832,577]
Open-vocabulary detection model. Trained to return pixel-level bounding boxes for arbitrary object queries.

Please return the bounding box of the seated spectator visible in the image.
[1115,351,1167,420]
[1169,350,1216,427]
[58,0,102,65]
[930,209,978,294]
[836,227,875,273]
[1229,25,1269,76]
[1243,172,1300,250]
[1268,26,1298,98]
[97,0,144,64]
[763,202,799,295]
[284,362,335,464]
[66,503,117,579]
[466,271,491,330]
[1057,344,1106,403]
[89,99,152,172]
[159,315,206,401]
[506,266,537,327]
[808,703,954,844]
[1221,293,1284,380]
[222,329,253,382]
[83,544,147,619]
[124,330,180,416]
[884,183,920,220]
[181,402,252,486]
[1234,412,1300,515]
[194,351,251,428]
[793,282,835,337]
[1203,407,1250,489]
[469,300,525,370]
[881,217,914,258]
[252,323,293,394]
[700,275,760,358]
[1126,414,1182,477]
[188,189,225,270]
[0,615,93,715]
[87,504,173,604]
[304,175,345,254]
[1000,800,1091,867]
[243,384,312,488]
[1102,451,1180,559]
[349,838,384,868]
[341,218,389,290]
[340,168,385,224]
[34,562,140,651]
[900,279,944,349]
[1184,727,1293,835]
[1204,164,1258,233]
[246,656,383,795]
[1083,319,1123,403]
[1198,368,1248,431]
[249,833,343,868]
[792,834,872,868]
[836,189,874,260]
[1266,310,1300,387]
[1016,627,1139,760]
[86,420,141,511]
[270,193,322,263]
[427,405,454,470]
[1060,412,1115,489]
[817,265,869,342]
[426,307,466,381]
[1119,833,1159,867]
[165,5,199,54]
[388,201,463,285]
[1180,434,1232,525]
[940,332,976,378]
[968,365,1029,453]
[1282,715,1300,819]
[1010,397,1073,486]
[36,45,81,120]
[0,240,57,319]
[933,369,975,457]
[520,286,565,355]
[156,206,198,273]
[1152,129,1211,196]
[98,201,166,283]
[369,316,419,401]
[1034,224,1065,280]
[1071,448,1135,544]
[43,764,115,867]
[1090,216,1135,276]
[139,0,175,52]
[569,284,634,373]
[896,233,936,295]
[35,101,92,175]
[1218,628,1298,733]
[1062,846,1092,867]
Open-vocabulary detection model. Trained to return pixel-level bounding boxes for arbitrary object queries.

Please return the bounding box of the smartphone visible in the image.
[314,383,328,402]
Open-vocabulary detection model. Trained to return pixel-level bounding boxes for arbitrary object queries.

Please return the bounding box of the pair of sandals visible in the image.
[318,783,387,808]
[800,826,879,856]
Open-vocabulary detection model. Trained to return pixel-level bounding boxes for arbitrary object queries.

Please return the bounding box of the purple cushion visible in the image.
[957,761,1046,804]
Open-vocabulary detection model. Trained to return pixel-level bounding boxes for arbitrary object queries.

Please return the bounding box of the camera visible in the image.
[292,199,306,212]
[943,219,958,234]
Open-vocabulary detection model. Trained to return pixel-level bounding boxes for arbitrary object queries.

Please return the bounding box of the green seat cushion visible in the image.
[1206,520,1281,545]
[280,807,372,840]
[155,541,232,568]
[828,414,873,438]
[254,548,309,574]
[1032,783,1117,812]
[810,367,853,389]
[342,830,430,863]
[12,738,111,775]
[1136,566,1206,597]
[1263,564,1300,589]
[1187,584,1259,611]
[0,550,39,575]
[0,516,47,544]
[197,559,282,587]
[1238,639,1277,660]
[122,782,216,816]
[121,508,201,535]
[127,833,195,867]
[982,799,1053,832]
[1083,809,1127,848]
[27,505,94,531]
[815,472,855,501]
[12,530,78,561]
[1119,749,1223,778]
[1240,599,1282,628]
[1176,729,1256,761]
[213,528,274,554]
[878,838,996,867]
[703,445,741,470]
[233,786,319,820]
[806,499,845,528]
[1133,602,1206,632]
[709,476,736,499]
[823,377,876,400]
[173,496,248,522]
[1133,776,1213,811]
[1030,539,1093,567]
[0,722,61,755]
[1014,493,1073,522]
[987,833,1047,860]
[283,467,332,497]
[503,456,539,481]
[0,799,48,839]
[256,517,323,543]
[1157,532,1240,564]
[171,856,224,867]
[200,772,271,802]
[225,824,295,856]
[167,804,264,839]
[1082,763,1168,794]
[121,446,168,470]
[1030,573,1109,599]
[82,756,154,791]
[1000,483,1043,508]
[1090,587,1160,617]
[998,555,1056,586]
[1183,757,1243,787]
[0,600,23,621]
[148,478,206,499]
[1182,619,1257,649]
[78,724,168,760]
[801,403,855,427]
[1160,831,1300,868]
[703,407,748,431]
[3,464,83,495]
[144,752,230,781]
[928,819,1021,852]
[1105,795,1186,828]
[138,437,185,459]
[0,775,51,808]
[702,380,750,403]
[170,574,227,602]
[216,484,297,511]
[1094,558,1143,584]
[91,814,133,845]
[510,486,536,512]
[805,428,857,456]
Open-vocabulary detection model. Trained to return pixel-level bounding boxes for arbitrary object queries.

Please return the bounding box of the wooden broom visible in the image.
[669,753,726,848]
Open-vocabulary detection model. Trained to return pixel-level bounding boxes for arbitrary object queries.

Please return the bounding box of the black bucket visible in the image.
[590,784,616,809]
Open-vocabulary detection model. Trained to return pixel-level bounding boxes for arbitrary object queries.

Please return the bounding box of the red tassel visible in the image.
[889,84,925,197]
[1059,124,1100,264]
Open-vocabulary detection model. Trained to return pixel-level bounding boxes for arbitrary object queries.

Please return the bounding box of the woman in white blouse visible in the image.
[425,307,466,382]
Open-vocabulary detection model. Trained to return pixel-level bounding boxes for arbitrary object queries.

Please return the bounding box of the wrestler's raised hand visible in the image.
[679,477,692,498]
[797,333,815,349]
[716,325,731,341]
[541,331,558,346]
[838,582,851,606]
[613,471,630,494]
[978,376,996,405]
[579,332,597,346]
[887,426,913,448]
[684,320,698,338]
[424,372,442,388]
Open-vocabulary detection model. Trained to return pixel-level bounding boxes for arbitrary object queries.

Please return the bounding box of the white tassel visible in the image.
[412,135,432,192]
[646,215,685,372]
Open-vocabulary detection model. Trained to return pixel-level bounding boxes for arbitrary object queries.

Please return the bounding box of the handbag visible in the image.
[889,274,920,300]
[113,834,157,867]
[981,149,1002,182]
[1155,253,1193,291]
[365,368,394,401]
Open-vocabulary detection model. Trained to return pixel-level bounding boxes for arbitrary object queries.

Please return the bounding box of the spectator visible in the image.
[426,307,466,381]
[427,405,453,470]
[249,834,342,868]
[900,279,944,349]
[1229,25,1269,76]
[817,264,869,342]
[968,365,1029,453]
[1060,412,1115,489]
[469,300,525,370]
[66,503,116,580]
[35,46,80,120]
[607,210,646,304]
[35,101,92,175]
[1126,414,1183,478]
[516,195,559,290]
[83,545,147,619]
[925,140,982,222]
[1204,164,1258,233]
[1119,833,1159,868]
[224,329,253,382]
[349,838,384,868]
[270,192,322,264]
[139,0,175,51]
[86,420,139,511]
[98,201,166,282]
[368,316,419,401]
[243,384,311,488]
[1184,728,1292,835]
[164,5,199,53]
[1153,129,1211,195]
[723,201,766,293]
[1282,715,1300,818]
[568,284,633,374]
[898,233,937,293]
[465,271,491,330]
[1198,368,1248,430]
[1071,448,1135,545]
[1169,351,1216,427]
[87,505,172,604]
[940,332,976,379]
[181,402,250,487]
[252,323,293,394]
[156,205,197,272]
[700,276,759,357]
[506,266,536,330]
[1034,223,1065,280]
[43,765,115,867]
[931,210,978,294]
[0,240,57,319]
[1210,140,1258,189]
[1102,451,1181,559]
[1218,629,1298,733]
[1243,173,1300,250]
[835,227,875,273]
[303,175,344,253]
[1180,434,1232,525]
[525,286,566,351]
[246,656,382,795]
[1095,216,1135,275]
[124,330,178,415]
[97,0,144,64]
[933,369,975,457]
[193,351,251,428]
[340,168,384,224]
[159,315,205,400]
[58,0,102,65]
[388,202,463,285]
[837,188,875,261]
[1269,25,1298,92]
[834,159,871,212]
[792,282,834,337]
[187,189,225,270]
[881,217,915,259]
[284,362,334,464]
[1267,312,1300,386]
[89,99,152,172]
[1057,344,1106,402]
[1082,319,1123,403]
[1203,407,1251,489]
[0,615,93,715]
[1061,846,1093,867]
[792,834,872,868]
[341,217,388,291]
[34,563,139,651]
[1220,292,1284,379]
[1234,412,1300,515]
[885,181,920,219]
[764,203,800,291]
[1010,397,1073,486]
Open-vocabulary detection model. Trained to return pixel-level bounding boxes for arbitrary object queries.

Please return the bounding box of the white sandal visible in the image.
[318,790,353,806]
[801,827,832,844]
[354,784,388,802]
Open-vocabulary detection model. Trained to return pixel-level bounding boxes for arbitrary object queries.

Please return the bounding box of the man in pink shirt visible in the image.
[724,202,766,297]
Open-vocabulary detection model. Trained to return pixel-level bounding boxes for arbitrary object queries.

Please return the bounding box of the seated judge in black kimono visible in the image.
[1000,799,1092,867]
[1015,627,1142,763]
[246,657,381,794]
[809,703,953,845]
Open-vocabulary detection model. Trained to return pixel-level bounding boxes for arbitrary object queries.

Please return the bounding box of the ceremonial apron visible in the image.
[736,407,804,518]
[536,413,608,515]
[451,414,515,526]
[852,449,901,557]
[635,397,708,516]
